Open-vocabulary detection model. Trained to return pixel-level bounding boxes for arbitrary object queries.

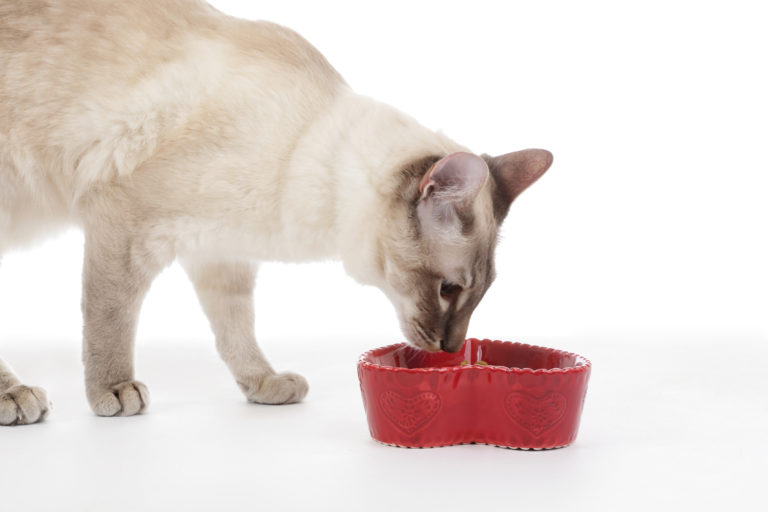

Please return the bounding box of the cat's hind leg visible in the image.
[0,256,50,425]
[81,224,166,417]
[182,259,308,405]
[0,357,50,426]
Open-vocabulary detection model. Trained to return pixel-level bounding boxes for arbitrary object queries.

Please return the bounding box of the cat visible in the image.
[0,0,552,425]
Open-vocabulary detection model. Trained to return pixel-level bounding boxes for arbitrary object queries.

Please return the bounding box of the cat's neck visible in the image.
[285,88,466,283]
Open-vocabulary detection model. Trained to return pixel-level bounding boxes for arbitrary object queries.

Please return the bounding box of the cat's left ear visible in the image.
[418,152,488,203]
[483,149,553,223]
[416,151,489,235]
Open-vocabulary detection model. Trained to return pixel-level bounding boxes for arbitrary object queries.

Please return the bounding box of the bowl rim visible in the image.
[358,338,591,375]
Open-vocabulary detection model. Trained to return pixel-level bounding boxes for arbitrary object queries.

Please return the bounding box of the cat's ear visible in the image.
[483,149,553,223]
[416,152,488,237]
[418,152,488,204]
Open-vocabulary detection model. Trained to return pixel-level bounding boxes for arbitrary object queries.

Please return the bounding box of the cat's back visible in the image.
[1,0,222,82]
[0,0,344,200]
[1,0,340,88]
[1,0,341,125]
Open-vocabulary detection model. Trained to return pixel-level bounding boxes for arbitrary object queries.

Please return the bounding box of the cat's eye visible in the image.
[440,281,463,301]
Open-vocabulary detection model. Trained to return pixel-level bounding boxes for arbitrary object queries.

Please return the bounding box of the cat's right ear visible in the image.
[483,149,553,223]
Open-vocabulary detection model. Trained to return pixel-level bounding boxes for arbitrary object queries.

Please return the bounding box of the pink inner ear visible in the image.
[419,152,489,201]
[419,164,435,196]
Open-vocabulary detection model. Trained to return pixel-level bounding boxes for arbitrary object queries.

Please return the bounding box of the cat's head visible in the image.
[376,149,552,352]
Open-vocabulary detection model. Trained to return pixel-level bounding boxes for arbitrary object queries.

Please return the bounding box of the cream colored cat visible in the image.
[0,0,552,425]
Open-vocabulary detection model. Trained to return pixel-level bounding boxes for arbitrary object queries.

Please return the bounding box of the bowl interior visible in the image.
[364,339,586,371]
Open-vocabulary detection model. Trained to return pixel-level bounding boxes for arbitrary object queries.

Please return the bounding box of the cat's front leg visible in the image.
[182,259,308,404]
[81,227,164,417]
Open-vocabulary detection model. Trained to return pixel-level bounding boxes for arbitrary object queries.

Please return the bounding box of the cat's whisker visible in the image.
[408,320,440,351]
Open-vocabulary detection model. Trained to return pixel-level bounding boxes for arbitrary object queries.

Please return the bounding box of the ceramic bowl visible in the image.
[357,338,591,449]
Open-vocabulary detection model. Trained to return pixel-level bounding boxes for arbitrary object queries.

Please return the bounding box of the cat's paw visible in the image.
[239,372,309,405]
[0,384,50,426]
[89,380,149,417]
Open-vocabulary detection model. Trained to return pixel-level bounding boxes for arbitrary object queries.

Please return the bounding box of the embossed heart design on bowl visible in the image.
[358,339,591,449]
[379,391,441,434]
[504,391,567,436]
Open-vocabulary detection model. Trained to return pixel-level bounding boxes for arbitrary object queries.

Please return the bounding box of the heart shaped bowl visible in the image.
[357,339,591,449]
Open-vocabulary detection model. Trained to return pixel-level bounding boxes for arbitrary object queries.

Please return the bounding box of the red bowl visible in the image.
[357,339,591,449]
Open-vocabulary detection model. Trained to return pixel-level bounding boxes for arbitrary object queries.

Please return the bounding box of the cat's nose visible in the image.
[440,315,470,352]
[440,338,462,353]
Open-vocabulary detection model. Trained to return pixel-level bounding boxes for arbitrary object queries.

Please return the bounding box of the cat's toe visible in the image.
[241,372,309,405]
[0,385,50,426]
[90,380,149,417]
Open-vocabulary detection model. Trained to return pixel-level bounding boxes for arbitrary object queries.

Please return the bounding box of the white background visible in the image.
[1,1,766,510]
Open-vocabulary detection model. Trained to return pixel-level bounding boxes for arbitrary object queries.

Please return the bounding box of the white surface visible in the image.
[1,335,766,511]
[1,0,767,510]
